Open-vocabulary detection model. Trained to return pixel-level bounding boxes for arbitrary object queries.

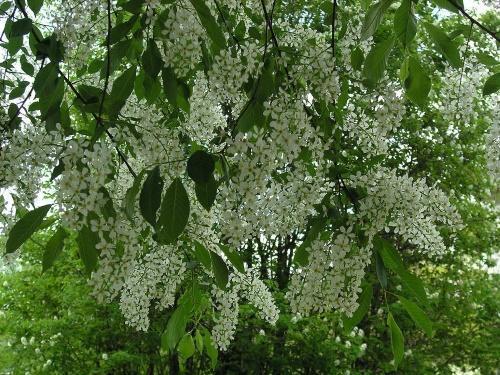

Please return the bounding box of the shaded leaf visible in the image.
[219,244,245,273]
[108,65,136,118]
[343,283,373,332]
[404,56,431,107]
[399,296,434,337]
[425,23,461,68]
[142,38,162,78]
[363,37,394,88]
[10,18,32,37]
[431,0,463,13]
[178,334,195,359]
[388,312,404,368]
[483,72,500,96]
[139,166,163,227]
[161,302,191,351]
[6,204,52,253]
[360,0,394,40]
[189,0,226,51]
[375,251,388,288]
[394,0,417,48]
[195,176,217,211]
[27,0,43,13]
[76,225,99,275]
[42,226,67,272]
[193,241,212,271]
[187,150,215,183]
[124,170,146,221]
[157,178,190,244]
[210,251,229,289]
[375,236,428,305]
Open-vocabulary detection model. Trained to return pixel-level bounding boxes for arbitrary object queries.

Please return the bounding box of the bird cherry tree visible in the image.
[0,0,498,370]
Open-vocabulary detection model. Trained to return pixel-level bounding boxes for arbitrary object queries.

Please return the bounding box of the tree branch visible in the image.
[447,0,499,42]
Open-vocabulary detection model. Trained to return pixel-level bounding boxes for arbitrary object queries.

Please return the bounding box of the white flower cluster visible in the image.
[47,0,105,69]
[161,3,207,77]
[350,167,463,256]
[287,226,370,318]
[208,41,264,103]
[0,126,63,205]
[485,112,499,183]
[56,139,114,229]
[211,269,278,350]
[219,92,331,246]
[435,42,494,128]
[277,21,340,103]
[343,82,405,156]
[184,72,227,149]
[120,245,186,331]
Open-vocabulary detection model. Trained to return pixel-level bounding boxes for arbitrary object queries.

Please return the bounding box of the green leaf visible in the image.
[236,100,263,133]
[42,226,67,272]
[202,329,218,368]
[195,176,217,211]
[343,283,373,332]
[27,0,43,14]
[399,296,434,337]
[139,166,163,227]
[9,81,29,100]
[162,67,178,106]
[394,0,416,48]
[195,330,204,353]
[177,334,196,359]
[362,36,394,88]
[351,47,364,71]
[404,56,431,107]
[10,18,32,37]
[121,0,144,13]
[387,312,404,368]
[20,54,34,75]
[476,52,499,67]
[293,218,327,266]
[431,0,463,14]
[425,23,461,69]
[157,178,190,244]
[108,65,136,118]
[162,302,191,351]
[38,77,64,118]
[109,15,138,44]
[6,204,52,253]
[187,150,215,183]
[375,251,388,289]
[193,241,212,271]
[76,225,99,275]
[189,0,226,52]
[142,38,162,78]
[210,251,229,289]
[219,244,245,273]
[375,236,428,306]
[360,0,394,40]
[483,72,500,96]
[124,170,145,221]
[143,74,161,104]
